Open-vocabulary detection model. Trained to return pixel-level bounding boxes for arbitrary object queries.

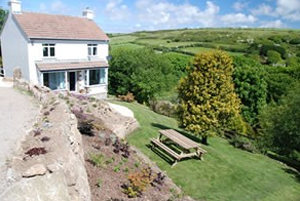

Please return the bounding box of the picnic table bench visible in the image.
[150,129,206,166]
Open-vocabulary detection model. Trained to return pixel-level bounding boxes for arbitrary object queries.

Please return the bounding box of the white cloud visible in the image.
[260,19,284,28]
[39,3,47,12]
[221,13,256,25]
[135,0,220,29]
[105,0,131,21]
[276,0,300,21]
[51,1,67,11]
[251,4,275,16]
[252,0,300,21]
[233,1,248,11]
[38,1,69,14]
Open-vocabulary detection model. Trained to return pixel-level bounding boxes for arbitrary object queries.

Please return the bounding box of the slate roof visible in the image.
[13,12,109,41]
[36,60,109,71]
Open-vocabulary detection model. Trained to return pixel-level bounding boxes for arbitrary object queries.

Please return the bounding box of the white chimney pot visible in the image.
[82,7,94,20]
[8,0,22,14]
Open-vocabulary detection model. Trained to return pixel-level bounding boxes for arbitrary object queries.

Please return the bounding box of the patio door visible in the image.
[68,71,76,91]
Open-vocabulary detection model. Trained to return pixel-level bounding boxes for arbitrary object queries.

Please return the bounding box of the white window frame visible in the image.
[85,69,106,86]
[88,44,97,56]
[43,44,56,58]
[42,71,66,90]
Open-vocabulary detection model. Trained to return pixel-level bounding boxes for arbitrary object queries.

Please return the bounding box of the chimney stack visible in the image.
[8,0,21,14]
[82,7,94,20]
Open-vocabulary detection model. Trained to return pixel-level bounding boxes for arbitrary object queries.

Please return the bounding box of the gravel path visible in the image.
[0,85,39,192]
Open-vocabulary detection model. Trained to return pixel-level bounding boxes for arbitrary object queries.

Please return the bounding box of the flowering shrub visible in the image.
[71,107,94,136]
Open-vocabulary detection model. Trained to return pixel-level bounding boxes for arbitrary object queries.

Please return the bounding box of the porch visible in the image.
[36,61,108,98]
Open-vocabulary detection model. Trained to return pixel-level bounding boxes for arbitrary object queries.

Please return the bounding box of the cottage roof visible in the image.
[13,12,109,41]
[36,60,109,72]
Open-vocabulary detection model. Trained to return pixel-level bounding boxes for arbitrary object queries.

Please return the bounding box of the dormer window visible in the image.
[43,44,55,57]
[88,44,97,56]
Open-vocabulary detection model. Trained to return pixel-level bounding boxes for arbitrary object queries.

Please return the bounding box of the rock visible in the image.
[0,172,71,201]
[70,114,76,120]
[43,122,53,128]
[47,163,61,173]
[6,168,21,183]
[22,164,47,178]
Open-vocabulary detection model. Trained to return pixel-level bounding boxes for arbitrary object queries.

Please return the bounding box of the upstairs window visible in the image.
[88,44,97,56]
[43,44,55,57]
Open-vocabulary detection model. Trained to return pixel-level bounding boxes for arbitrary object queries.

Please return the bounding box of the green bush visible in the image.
[233,56,267,126]
[260,44,287,59]
[260,84,300,156]
[149,100,177,118]
[109,47,177,103]
[89,153,106,168]
[289,38,300,45]
[229,135,258,153]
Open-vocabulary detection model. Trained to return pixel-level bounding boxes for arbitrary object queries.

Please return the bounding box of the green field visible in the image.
[112,43,144,49]
[109,35,138,45]
[110,28,300,57]
[110,101,300,201]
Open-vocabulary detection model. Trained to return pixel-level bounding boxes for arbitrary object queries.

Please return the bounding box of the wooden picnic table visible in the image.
[151,129,206,166]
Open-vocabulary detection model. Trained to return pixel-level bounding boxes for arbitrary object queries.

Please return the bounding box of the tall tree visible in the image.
[233,56,267,127]
[0,8,7,30]
[267,50,282,65]
[109,47,176,103]
[177,51,244,144]
[0,9,8,60]
[260,84,300,159]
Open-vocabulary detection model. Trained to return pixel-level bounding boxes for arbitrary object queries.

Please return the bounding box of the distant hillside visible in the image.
[110,28,300,65]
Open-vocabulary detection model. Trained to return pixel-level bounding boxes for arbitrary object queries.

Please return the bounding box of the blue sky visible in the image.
[1,0,300,32]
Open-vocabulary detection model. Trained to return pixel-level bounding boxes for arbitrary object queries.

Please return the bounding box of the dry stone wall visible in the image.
[0,79,91,201]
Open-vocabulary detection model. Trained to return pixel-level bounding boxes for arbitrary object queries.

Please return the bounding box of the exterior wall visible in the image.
[30,40,109,61]
[29,40,109,87]
[87,85,108,99]
[97,43,109,60]
[0,14,30,79]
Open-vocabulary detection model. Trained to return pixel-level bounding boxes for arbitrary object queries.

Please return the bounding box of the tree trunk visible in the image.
[202,136,208,145]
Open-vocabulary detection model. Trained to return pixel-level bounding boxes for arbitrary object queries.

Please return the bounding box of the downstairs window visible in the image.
[85,69,106,86]
[43,72,66,90]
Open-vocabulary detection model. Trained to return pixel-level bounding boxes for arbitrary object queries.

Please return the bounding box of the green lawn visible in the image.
[111,101,300,201]
[181,46,216,54]
[111,43,144,49]
[109,35,138,45]
[181,47,244,56]
[135,39,168,46]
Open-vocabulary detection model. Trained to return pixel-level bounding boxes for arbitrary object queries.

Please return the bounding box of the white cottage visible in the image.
[1,0,110,98]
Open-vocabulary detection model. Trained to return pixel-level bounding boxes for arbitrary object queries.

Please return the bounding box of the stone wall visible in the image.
[0,79,91,201]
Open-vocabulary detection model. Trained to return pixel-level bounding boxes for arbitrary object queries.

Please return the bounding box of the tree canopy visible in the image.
[109,47,176,103]
[0,8,7,30]
[177,51,244,144]
[260,84,300,160]
[233,56,267,126]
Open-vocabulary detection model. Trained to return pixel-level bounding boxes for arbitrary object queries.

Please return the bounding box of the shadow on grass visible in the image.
[283,167,300,183]
[151,123,203,144]
[267,152,300,173]
[146,143,199,166]
[146,143,173,165]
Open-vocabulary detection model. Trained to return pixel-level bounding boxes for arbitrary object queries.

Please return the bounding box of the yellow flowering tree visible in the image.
[177,51,244,144]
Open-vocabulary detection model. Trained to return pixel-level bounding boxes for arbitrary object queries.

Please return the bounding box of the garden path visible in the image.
[0,82,39,193]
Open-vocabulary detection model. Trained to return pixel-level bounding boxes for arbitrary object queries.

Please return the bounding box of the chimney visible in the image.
[8,0,21,14]
[82,7,94,20]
